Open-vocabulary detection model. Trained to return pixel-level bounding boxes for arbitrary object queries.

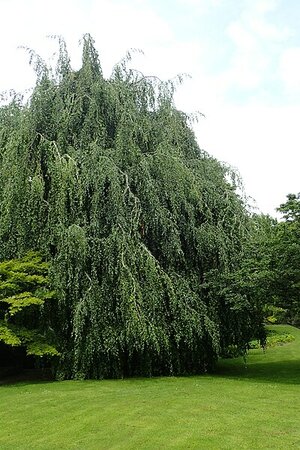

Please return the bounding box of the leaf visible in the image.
[0,292,44,315]
[0,323,22,346]
[26,341,60,357]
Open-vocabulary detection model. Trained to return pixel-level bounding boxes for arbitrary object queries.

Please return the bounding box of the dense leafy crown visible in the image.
[0,252,58,356]
[0,35,262,378]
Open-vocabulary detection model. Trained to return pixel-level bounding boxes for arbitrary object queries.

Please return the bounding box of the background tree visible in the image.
[0,35,265,378]
[231,195,300,328]
[270,194,300,324]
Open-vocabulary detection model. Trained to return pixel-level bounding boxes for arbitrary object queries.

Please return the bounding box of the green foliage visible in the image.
[0,252,59,357]
[271,194,300,324]
[0,35,264,378]
[0,322,21,346]
[264,305,287,324]
[249,328,295,349]
[266,330,295,347]
[278,193,300,222]
[242,195,300,326]
[1,292,44,315]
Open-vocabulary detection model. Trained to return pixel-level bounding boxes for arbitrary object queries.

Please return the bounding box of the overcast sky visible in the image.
[1,0,299,216]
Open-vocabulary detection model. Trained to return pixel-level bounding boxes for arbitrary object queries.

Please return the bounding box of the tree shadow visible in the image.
[0,368,55,386]
[216,358,300,385]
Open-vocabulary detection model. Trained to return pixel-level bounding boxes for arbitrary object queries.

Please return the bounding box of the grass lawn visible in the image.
[1,324,300,449]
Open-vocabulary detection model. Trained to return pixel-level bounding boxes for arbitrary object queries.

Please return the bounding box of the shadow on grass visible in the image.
[0,368,55,386]
[216,358,300,385]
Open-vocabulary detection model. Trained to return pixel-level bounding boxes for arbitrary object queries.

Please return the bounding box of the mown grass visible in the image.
[1,325,300,449]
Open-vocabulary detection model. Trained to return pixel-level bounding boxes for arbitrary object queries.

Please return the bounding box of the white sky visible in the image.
[1,0,299,216]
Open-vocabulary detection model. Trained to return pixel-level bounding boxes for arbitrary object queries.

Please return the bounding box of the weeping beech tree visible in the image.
[0,35,264,378]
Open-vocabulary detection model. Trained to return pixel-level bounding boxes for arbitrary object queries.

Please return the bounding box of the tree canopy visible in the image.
[267,194,300,324]
[0,35,264,378]
[231,194,300,328]
[0,252,58,359]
